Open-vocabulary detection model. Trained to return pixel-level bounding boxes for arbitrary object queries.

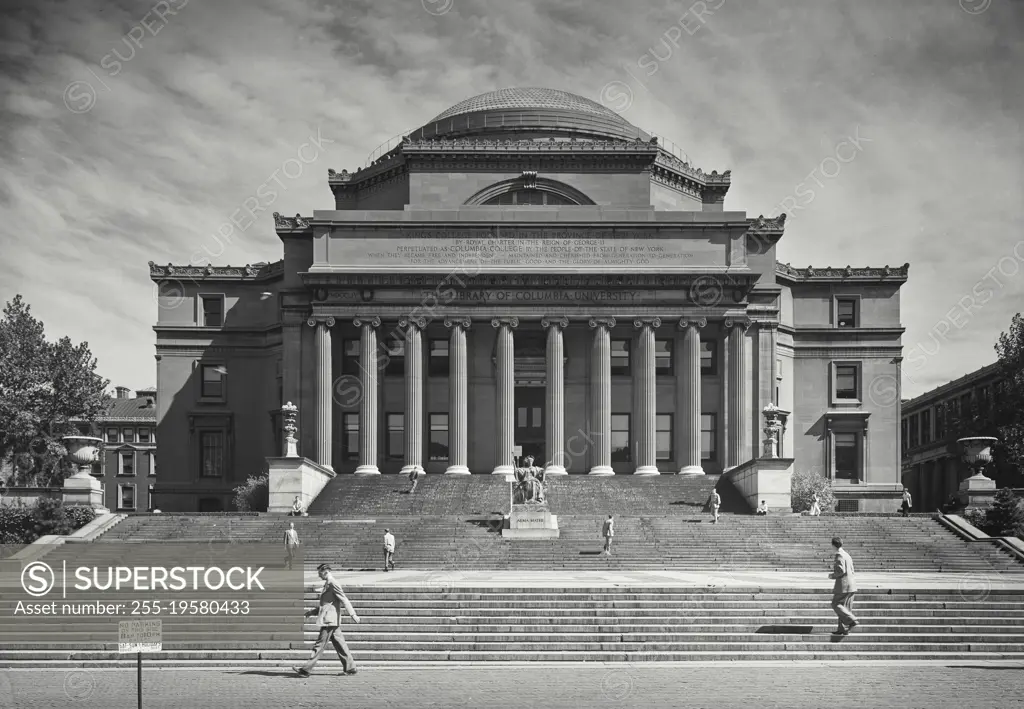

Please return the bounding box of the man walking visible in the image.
[900,487,913,517]
[293,563,360,677]
[709,489,721,524]
[602,515,614,555]
[383,528,396,571]
[828,536,859,636]
[407,465,422,494]
[284,522,300,571]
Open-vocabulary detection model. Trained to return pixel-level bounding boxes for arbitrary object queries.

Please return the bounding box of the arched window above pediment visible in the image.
[466,174,595,206]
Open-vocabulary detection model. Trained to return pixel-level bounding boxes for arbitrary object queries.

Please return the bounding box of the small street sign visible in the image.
[118,619,162,654]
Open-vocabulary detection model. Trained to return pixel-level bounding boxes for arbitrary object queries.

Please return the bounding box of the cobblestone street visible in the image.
[2,664,1021,709]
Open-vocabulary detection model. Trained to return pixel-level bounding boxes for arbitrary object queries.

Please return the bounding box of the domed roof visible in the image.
[431,87,628,124]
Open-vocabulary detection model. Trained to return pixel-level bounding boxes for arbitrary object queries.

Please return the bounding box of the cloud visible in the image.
[0,0,1021,398]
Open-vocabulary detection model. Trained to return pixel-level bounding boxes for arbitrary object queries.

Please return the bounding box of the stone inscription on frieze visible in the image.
[326,231,727,269]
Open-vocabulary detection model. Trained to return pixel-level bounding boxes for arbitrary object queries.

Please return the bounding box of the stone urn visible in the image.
[62,436,103,479]
[956,436,998,509]
[61,435,107,511]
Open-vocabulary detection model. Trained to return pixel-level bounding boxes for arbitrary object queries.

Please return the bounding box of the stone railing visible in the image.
[721,458,794,513]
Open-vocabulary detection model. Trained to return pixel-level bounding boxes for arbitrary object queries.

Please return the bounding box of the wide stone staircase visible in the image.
[3,586,1024,666]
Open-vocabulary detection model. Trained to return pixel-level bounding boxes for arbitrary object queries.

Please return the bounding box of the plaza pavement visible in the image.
[2,664,1022,708]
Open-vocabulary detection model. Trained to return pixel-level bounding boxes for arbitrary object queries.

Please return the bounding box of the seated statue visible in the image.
[513,455,546,505]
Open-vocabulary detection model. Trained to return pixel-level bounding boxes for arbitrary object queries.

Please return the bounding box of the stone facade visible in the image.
[149,88,907,512]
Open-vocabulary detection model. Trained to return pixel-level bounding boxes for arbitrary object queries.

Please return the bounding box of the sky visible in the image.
[0,0,1021,399]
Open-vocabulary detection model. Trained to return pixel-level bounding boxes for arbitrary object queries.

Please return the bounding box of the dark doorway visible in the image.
[515,387,544,464]
[199,497,224,512]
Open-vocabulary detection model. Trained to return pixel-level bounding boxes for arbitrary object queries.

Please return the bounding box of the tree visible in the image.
[985,488,1024,540]
[0,296,109,486]
[791,470,836,513]
[994,313,1024,473]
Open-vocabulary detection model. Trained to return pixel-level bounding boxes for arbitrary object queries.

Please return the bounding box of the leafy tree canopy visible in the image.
[0,295,109,486]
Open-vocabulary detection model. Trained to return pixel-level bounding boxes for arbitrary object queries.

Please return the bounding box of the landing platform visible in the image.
[311,569,1024,590]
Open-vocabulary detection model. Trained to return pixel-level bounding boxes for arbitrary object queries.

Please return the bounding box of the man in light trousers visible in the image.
[294,563,360,676]
[828,536,860,636]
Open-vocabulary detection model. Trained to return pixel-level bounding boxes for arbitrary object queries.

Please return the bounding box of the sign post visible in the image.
[118,619,161,708]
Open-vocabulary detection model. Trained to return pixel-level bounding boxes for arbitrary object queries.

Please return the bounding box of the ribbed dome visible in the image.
[431,88,627,124]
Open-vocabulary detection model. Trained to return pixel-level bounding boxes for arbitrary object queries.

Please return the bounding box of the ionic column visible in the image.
[399,318,425,476]
[354,316,381,475]
[633,317,661,475]
[588,317,615,476]
[308,316,335,471]
[726,317,752,468]
[491,317,518,476]
[444,317,471,475]
[542,317,569,475]
[678,317,707,475]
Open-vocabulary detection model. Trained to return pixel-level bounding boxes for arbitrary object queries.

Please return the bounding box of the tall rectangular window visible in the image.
[384,337,405,376]
[429,340,449,377]
[936,404,946,439]
[656,414,673,461]
[342,340,360,376]
[387,413,404,459]
[701,340,717,375]
[342,413,359,460]
[201,295,224,327]
[429,413,449,462]
[120,452,134,476]
[611,414,631,462]
[199,431,224,477]
[611,340,630,376]
[137,428,151,443]
[119,484,136,511]
[834,432,859,481]
[701,414,716,461]
[106,427,118,444]
[909,414,919,448]
[655,340,673,376]
[835,364,859,400]
[837,298,858,328]
[921,409,932,445]
[200,364,225,399]
[123,428,135,444]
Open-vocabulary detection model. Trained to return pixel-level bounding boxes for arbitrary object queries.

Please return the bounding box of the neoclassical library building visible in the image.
[150,87,908,512]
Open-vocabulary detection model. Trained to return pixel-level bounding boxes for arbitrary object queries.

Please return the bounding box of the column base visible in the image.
[588,466,614,476]
[353,465,380,475]
[492,465,515,476]
[399,464,424,476]
[445,465,470,475]
[678,465,706,475]
[544,465,567,476]
[633,465,660,475]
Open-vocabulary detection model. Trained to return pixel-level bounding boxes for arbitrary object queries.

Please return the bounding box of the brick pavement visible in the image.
[2,664,1021,708]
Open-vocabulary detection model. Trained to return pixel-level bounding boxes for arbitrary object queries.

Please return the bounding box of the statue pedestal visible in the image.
[958,474,997,509]
[502,504,559,539]
[62,475,107,512]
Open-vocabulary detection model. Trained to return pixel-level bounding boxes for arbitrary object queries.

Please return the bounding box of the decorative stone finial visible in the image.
[282,401,299,458]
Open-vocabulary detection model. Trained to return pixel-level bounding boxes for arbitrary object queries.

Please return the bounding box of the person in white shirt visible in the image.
[284,522,300,570]
[755,500,769,516]
[602,515,614,555]
[709,490,721,524]
[383,529,396,571]
[809,493,822,517]
[290,496,308,517]
[900,488,913,517]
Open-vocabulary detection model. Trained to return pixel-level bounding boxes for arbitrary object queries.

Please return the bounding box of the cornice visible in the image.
[273,213,313,234]
[148,261,284,282]
[790,347,904,358]
[778,325,906,338]
[300,273,761,288]
[776,261,910,283]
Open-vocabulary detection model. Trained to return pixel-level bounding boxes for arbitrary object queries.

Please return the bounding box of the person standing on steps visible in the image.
[293,563,360,677]
[383,528,396,571]
[828,536,859,636]
[602,514,614,555]
[709,489,721,524]
[900,487,913,517]
[808,493,822,517]
[284,522,300,571]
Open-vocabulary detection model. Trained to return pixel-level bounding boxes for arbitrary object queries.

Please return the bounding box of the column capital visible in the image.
[678,317,708,330]
[398,317,428,330]
[724,317,753,332]
[633,317,662,330]
[307,316,336,327]
[444,316,472,330]
[491,317,519,329]
[541,316,569,329]
[588,317,616,330]
[353,316,381,329]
